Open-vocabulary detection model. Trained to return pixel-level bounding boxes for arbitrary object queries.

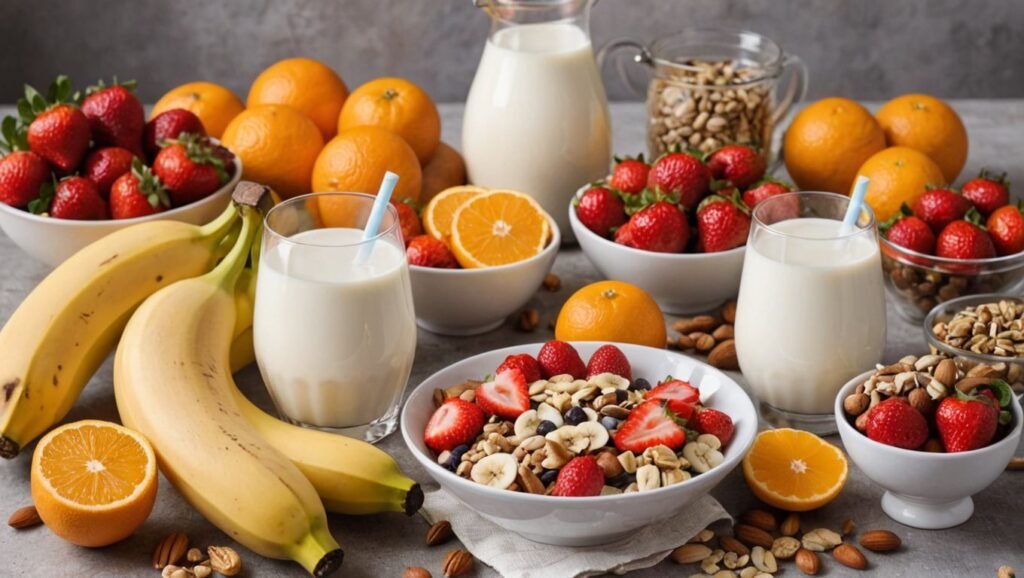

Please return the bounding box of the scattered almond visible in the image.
[404,567,432,578]
[859,529,901,552]
[712,324,735,341]
[673,315,719,334]
[719,535,750,556]
[542,273,561,292]
[671,543,713,564]
[676,334,696,350]
[780,512,800,537]
[833,543,867,570]
[720,300,737,324]
[742,509,777,533]
[426,520,454,546]
[153,533,189,569]
[1008,457,1024,471]
[735,524,774,549]
[708,339,739,370]
[442,549,474,577]
[207,546,242,577]
[517,308,540,332]
[688,528,715,543]
[795,548,820,575]
[841,517,856,536]
[6,505,41,529]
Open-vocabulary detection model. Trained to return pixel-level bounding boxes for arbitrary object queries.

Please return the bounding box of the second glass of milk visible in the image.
[735,191,886,435]
[254,193,416,443]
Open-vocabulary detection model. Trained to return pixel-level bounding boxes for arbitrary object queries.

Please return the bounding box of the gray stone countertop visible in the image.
[1,102,1022,577]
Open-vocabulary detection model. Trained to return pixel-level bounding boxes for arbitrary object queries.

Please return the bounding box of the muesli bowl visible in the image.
[400,342,757,546]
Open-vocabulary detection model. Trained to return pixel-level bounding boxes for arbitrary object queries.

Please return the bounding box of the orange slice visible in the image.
[449,189,550,268]
[422,185,486,240]
[742,428,848,512]
[31,420,158,547]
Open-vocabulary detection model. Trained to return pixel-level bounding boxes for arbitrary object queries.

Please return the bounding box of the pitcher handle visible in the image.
[596,37,653,97]
[770,53,809,127]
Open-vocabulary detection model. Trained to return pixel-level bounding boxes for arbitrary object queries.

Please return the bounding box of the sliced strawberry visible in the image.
[475,368,530,420]
[645,379,699,420]
[496,354,542,383]
[423,398,486,453]
[613,400,686,453]
[585,344,631,381]
[692,407,735,446]
[551,456,604,497]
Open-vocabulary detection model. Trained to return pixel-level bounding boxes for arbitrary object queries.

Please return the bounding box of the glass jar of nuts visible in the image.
[599,28,807,162]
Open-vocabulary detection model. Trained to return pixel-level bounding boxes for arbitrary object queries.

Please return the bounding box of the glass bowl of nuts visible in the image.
[925,294,1024,389]
[881,237,1024,322]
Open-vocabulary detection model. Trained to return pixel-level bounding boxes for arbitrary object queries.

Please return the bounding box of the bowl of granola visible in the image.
[400,341,757,546]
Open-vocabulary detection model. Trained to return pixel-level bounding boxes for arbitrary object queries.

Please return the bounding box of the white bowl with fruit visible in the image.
[0,76,241,266]
[569,147,792,314]
[835,357,1022,529]
[406,187,560,336]
[400,340,757,546]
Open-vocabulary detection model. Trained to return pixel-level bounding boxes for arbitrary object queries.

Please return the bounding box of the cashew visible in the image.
[683,441,725,473]
[636,464,661,491]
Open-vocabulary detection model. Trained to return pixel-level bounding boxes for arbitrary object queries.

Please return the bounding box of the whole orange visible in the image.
[855,146,947,222]
[784,97,887,194]
[555,281,666,348]
[338,77,441,164]
[875,94,968,183]
[421,142,467,203]
[247,57,349,140]
[221,105,324,199]
[313,126,423,225]
[151,81,245,138]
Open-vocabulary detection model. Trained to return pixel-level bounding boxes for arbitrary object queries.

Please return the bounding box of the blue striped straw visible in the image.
[355,171,399,265]
[842,175,870,233]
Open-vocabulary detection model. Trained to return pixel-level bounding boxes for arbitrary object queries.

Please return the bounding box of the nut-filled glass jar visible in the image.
[599,28,807,162]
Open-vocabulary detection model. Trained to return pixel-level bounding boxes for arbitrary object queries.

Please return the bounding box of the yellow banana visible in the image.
[114,204,343,577]
[0,201,240,458]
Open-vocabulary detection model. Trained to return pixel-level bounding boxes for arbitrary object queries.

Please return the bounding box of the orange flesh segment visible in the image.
[39,424,149,505]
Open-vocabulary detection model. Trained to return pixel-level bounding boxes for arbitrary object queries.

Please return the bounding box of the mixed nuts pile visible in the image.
[668,300,740,371]
[932,299,1024,357]
[151,532,241,578]
[881,255,1024,317]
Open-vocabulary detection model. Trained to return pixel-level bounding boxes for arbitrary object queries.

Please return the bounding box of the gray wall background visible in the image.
[1,0,1022,104]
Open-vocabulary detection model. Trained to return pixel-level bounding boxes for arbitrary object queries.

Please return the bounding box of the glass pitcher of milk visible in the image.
[463,0,611,242]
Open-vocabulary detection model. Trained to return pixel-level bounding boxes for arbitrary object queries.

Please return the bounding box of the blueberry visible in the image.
[630,378,651,391]
[536,420,558,436]
[607,472,633,487]
[600,416,620,431]
[564,406,587,425]
[540,469,559,485]
[443,457,458,471]
[450,444,470,461]
[615,389,628,403]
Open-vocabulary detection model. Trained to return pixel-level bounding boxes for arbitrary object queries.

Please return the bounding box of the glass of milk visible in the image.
[254,193,416,443]
[734,192,886,435]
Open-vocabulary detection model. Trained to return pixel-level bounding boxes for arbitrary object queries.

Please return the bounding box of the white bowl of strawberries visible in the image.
[0,76,240,266]
[401,340,757,546]
[569,145,793,314]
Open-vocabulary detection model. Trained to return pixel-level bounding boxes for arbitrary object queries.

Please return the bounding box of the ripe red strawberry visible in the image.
[608,156,649,195]
[0,151,50,208]
[696,193,751,253]
[625,201,689,253]
[152,134,229,205]
[866,397,929,450]
[613,219,634,247]
[48,176,108,220]
[613,400,686,453]
[585,344,631,381]
[143,109,206,159]
[961,170,1010,216]
[935,391,999,453]
[392,200,422,245]
[575,185,626,237]
[885,215,936,255]
[645,379,699,420]
[496,354,542,383]
[986,203,1024,256]
[537,340,587,379]
[707,144,765,189]
[82,147,136,198]
[406,235,458,268]
[423,398,486,453]
[935,219,996,259]
[912,188,972,233]
[81,81,145,157]
[475,368,530,420]
[647,151,710,209]
[741,179,793,209]
[691,407,735,446]
[551,456,604,497]
[18,77,91,173]
[109,159,169,219]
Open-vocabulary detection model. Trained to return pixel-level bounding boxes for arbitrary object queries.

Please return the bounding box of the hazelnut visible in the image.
[843,393,869,416]
[908,387,933,415]
[854,410,870,432]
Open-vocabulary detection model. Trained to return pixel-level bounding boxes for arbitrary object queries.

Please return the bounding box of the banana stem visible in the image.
[199,200,243,240]
[208,207,260,291]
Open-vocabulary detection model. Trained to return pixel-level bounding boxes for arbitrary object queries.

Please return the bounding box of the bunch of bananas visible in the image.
[0,182,422,576]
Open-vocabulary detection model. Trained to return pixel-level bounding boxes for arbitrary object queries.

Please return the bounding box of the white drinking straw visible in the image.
[842,176,871,234]
[355,171,399,265]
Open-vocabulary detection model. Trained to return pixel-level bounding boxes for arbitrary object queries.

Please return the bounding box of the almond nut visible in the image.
[542,273,561,292]
[742,509,777,532]
[712,324,735,341]
[735,524,774,549]
[795,548,820,575]
[933,358,957,386]
[695,333,717,353]
[671,543,713,564]
[404,568,432,578]
[719,535,749,556]
[908,387,933,415]
[859,529,901,552]
[442,549,474,577]
[720,300,737,324]
[841,518,856,536]
[780,512,800,537]
[673,315,719,334]
[708,339,739,370]
[832,543,867,570]
[6,505,41,529]
[426,519,454,546]
[153,533,189,569]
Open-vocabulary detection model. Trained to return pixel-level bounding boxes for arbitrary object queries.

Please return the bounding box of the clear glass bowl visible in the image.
[881,237,1024,322]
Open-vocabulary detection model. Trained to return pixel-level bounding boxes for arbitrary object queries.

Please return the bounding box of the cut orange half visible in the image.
[31,420,157,547]
[449,189,551,268]
[742,428,848,512]
[422,185,486,240]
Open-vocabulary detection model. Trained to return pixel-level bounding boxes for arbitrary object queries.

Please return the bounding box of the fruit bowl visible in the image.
[834,369,1022,529]
[400,342,757,546]
[569,187,744,315]
[0,157,242,267]
[409,216,560,336]
[881,236,1024,323]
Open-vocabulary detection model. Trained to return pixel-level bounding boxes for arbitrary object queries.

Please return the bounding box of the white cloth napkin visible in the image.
[422,489,731,578]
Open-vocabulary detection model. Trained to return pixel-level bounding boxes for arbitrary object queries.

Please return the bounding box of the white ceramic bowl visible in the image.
[401,342,758,546]
[0,157,242,267]
[409,217,560,336]
[568,187,745,315]
[835,370,1022,529]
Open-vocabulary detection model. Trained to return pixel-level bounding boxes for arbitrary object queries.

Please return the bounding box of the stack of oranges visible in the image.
[150,57,467,211]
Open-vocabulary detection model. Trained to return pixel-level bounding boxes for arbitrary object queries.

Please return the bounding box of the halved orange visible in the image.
[742,428,848,512]
[31,420,157,547]
[449,189,550,268]
[422,185,486,240]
